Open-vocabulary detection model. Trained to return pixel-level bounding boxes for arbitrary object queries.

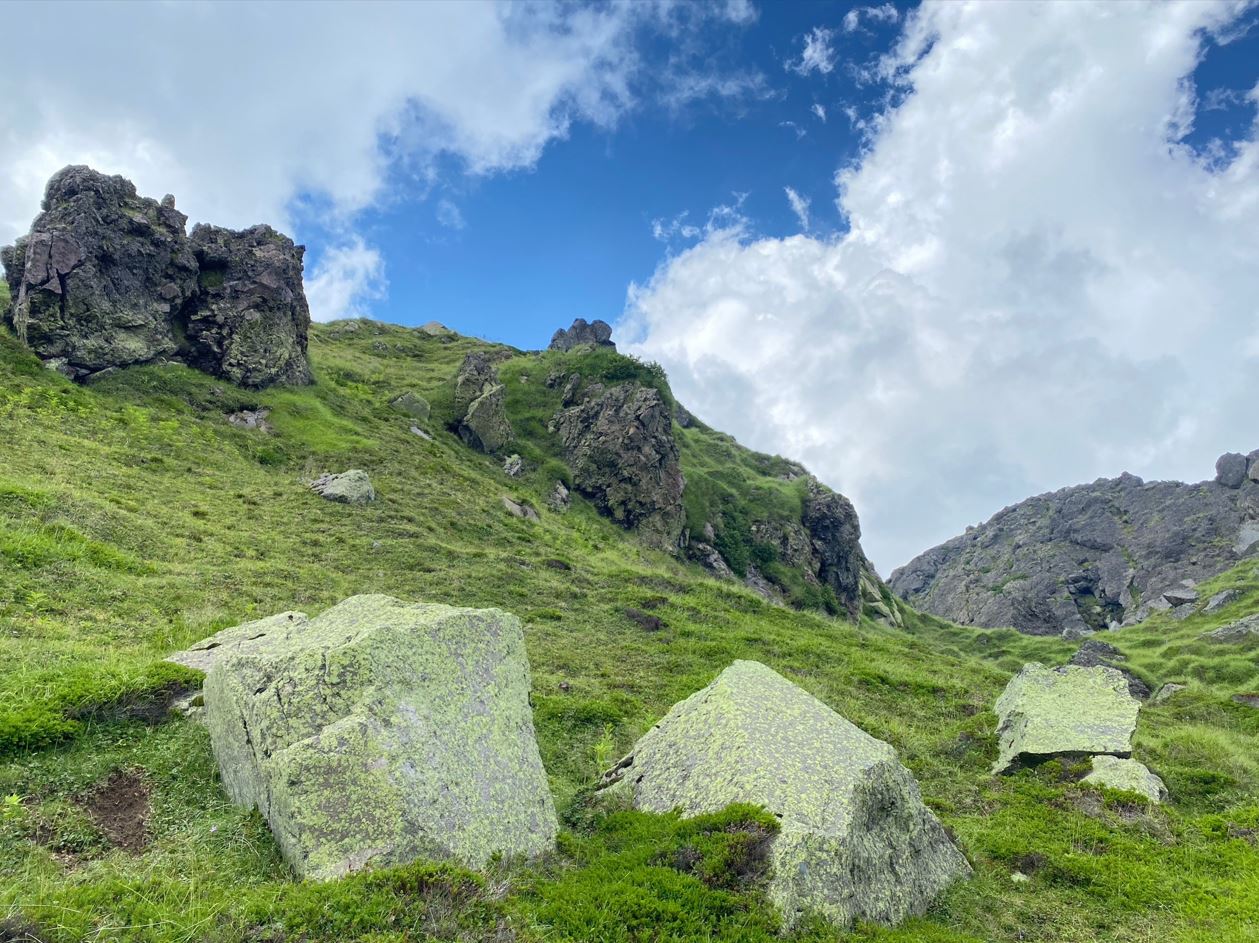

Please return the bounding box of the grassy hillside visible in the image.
[0,317,1255,942]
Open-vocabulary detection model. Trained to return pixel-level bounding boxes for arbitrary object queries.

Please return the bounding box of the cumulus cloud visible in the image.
[788,27,838,76]
[783,187,811,229]
[305,239,388,322]
[623,0,1259,573]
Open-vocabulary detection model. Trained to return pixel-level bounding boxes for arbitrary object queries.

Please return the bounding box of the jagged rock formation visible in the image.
[599,660,970,929]
[991,664,1140,773]
[452,352,512,452]
[890,454,1259,635]
[202,595,558,879]
[1,166,310,387]
[550,381,684,551]
[548,317,615,352]
[185,224,312,387]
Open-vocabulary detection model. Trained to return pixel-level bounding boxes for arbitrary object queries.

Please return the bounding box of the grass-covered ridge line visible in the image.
[0,318,1253,941]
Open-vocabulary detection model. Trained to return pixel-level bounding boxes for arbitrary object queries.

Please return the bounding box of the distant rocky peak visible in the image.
[548,318,615,352]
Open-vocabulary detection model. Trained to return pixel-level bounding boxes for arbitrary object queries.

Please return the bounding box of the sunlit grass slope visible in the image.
[0,314,1255,942]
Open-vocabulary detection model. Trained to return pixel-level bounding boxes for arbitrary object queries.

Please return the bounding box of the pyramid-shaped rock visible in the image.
[601,660,969,928]
[203,595,557,879]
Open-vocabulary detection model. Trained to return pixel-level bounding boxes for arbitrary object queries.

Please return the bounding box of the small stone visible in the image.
[409,425,432,441]
[227,408,272,432]
[1082,755,1168,803]
[503,454,524,477]
[418,321,452,336]
[1232,693,1259,708]
[502,496,539,522]
[1010,872,1031,884]
[1162,586,1198,607]
[1150,683,1186,706]
[389,391,431,421]
[310,470,375,505]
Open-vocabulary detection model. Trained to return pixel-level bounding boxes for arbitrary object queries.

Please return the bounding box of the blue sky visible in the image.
[2,1,1258,571]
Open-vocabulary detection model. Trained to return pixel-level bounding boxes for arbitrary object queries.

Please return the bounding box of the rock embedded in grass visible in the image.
[599,659,970,929]
[203,594,558,879]
[1082,755,1168,803]
[1201,613,1259,643]
[310,470,375,504]
[389,390,431,421]
[992,663,1140,774]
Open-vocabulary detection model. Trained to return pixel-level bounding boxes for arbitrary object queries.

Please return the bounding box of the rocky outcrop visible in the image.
[890,455,1259,636]
[548,318,615,352]
[803,481,864,620]
[550,382,684,550]
[1,166,311,387]
[185,224,311,387]
[991,663,1140,773]
[452,352,512,453]
[1202,613,1259,643]
[1082,756,1167,803]
[599,660,969,929]
[203,595,558,879]
[310,470,375,505]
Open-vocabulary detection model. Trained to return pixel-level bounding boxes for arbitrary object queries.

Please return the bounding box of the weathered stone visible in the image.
[1235,521,1259,554]
[1205,589,1242,613]
[744,566,785,604]
[1082,756,1167,803]
[547,481,570,512]
[2,166,198,373]
[185,224,312,387]
[1067,640,1150,700]
[167,611,309,673]
[1232,693,1259,708]
[418,321,453,336]
[802,481,864,620]
[1162,585,1198,607]
[203,595,557,879]
[992,663,1140,773]
[1216,452,1248,489]
[688,541,736,580]
[600,661,969,928]
[410,425,433,441]
[503,454,523,478]
[389,391,431,421]
[453,353,513,453]
[502,496,539,521]
[227,408,272,432]
[310,470,375,505]
[1202,614,1259,643]
[1150,682,1186,706]
[550,383,684,550]
[548,317,615,352]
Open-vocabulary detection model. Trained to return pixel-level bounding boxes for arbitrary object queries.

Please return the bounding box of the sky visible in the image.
[1,0,1258,574]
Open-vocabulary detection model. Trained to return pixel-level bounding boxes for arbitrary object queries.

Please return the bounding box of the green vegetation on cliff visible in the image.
[0,319,1255,942]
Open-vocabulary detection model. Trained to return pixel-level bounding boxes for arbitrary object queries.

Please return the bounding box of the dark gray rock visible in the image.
[891,461,1259,635]
[1067,640,1151,700]
[1205,589,1241,613]
[549,383,684,551]
[548,318,615,352]
[452,352,513,453]
[185,224,312,387]
[802,481,864,620]
[2,166,198,373]
[1217,452,1248,489]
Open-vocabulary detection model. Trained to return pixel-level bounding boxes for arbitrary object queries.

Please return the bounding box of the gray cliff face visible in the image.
[890,455,1259,636]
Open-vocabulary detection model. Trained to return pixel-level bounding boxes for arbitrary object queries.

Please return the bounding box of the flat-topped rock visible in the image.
[203,595,557,879]
[601,660,969,928]
[310,470,375,504]
[166,611,308,673]
[992,663,1140,773]
[1082,755,1167,803]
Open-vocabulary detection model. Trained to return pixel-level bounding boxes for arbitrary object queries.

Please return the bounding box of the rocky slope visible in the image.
[890,453,1259,635]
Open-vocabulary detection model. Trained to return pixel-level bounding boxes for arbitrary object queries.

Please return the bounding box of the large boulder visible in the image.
[203,595,558,879]
[550,382,685,550]
[310,470,375,505]
[185,224,312,387]
[2,166,198,376]
[548,317,615,352]
[1216,452,1248,489]
[601,660,969,928]
[992,663,1140,773]
[452,352,512,452]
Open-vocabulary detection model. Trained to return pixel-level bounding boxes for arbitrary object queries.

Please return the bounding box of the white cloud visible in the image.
[784,187,811,230]
[305,239,388,322]
[436,199,466,230]
[788,27,838,76]
[844,3,900,33]
[812,103,828,122]
[623,0,1259,574]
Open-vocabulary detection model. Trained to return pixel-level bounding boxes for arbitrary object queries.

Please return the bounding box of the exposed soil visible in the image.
[81,768,151,854]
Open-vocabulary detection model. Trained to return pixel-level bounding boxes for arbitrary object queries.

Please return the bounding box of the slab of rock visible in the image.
[418,321,452,336]
[311,470,375,505]
[1236,522,1259,555]
[502,496,539,522]
[547,481,570,512]
[992,664,1140,773]
[167,611,309,673]
[1067,640,1150,700]
[550,383,684,551]
[1232,693,1259,708]
[600,660,969,928]
[453,353,512,453]
[203,595,557,879]
[2,166,198,375]
[1162,585,1198,607]
[1082,756,1167,803]
[389,391,431,421]
[185,224,312,387]
[1204,589,1241,613]
[1203,614,1259,643]
[548,318,615,352]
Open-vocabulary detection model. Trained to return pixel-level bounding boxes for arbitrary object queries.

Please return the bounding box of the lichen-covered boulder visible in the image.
[452,352,513,453]
[550,383,685,551]
[167,611,308,673]
[1202,613,1259,643]
[310,470,375,505]
[992,664,1140,773]
[1,166,198,377]
[601,660,969,928]
[185,224,312,387]
[203,595,558,879]
[1082,756,1167,803]
[389,391,431,421]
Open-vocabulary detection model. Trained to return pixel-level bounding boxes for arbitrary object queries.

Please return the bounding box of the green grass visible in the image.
[0,319,1254,941]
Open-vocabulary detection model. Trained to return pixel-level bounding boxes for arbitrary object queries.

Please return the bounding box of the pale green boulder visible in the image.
[600,660,969,929]
[310,469,375,505]
[992,663,1139,774]
[389,391,431,421]
[203,594,557,880]
[167,610,308,673]
[1082,755,1167,803]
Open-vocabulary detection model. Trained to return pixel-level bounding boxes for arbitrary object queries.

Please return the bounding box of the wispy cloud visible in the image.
[811,103,828,122]
[843,3,900,33]
[787,27,837,76]
[784,187,810,230]
[436,199,466,230]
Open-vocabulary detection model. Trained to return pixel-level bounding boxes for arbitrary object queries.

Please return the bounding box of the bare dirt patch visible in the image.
[81,768,151,854]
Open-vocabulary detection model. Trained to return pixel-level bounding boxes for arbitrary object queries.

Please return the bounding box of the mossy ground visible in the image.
[0,317,1255,941]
